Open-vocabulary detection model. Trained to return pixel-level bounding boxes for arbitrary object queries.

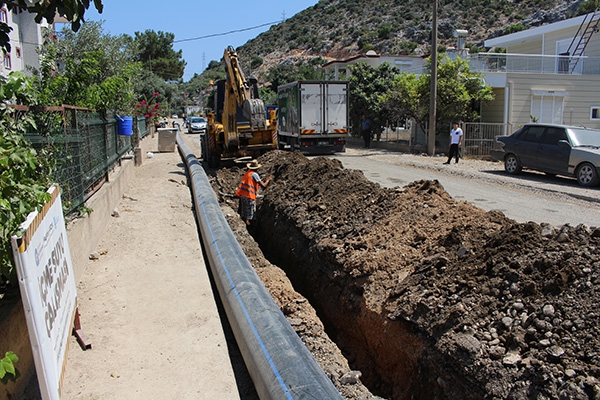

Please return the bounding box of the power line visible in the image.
[173,21,279,44]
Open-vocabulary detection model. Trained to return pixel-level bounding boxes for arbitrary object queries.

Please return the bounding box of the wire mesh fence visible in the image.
[18,105,149,215]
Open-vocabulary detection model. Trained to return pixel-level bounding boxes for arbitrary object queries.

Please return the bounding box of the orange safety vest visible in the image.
[236,170,259,200]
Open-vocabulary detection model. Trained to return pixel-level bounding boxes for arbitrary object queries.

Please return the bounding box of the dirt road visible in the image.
[58,133,258,400]
[333,145,600,227]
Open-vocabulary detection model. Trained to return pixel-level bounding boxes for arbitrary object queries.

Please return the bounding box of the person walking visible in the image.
[444,122,463,164]
[236,159,272,226]
[361,114,372,148]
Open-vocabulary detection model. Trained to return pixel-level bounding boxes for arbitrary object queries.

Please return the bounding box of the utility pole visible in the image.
[282,11,286,43]
[428,0,438,156]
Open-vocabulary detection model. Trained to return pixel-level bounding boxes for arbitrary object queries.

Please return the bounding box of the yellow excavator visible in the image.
[203,46,277,167]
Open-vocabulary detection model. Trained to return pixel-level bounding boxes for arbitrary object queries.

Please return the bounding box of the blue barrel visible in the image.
[117,116,133,136]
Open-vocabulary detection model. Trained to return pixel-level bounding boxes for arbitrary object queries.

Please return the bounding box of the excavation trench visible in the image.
[252,198,480,400]
[212,150,600,400]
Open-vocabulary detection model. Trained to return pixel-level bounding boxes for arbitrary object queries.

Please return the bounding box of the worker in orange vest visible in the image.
[236,159,272,226]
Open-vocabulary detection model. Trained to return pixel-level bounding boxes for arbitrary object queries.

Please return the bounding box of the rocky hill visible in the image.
[235,0,588,78]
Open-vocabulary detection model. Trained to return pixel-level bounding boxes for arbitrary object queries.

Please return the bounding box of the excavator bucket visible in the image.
[243,99,267,131]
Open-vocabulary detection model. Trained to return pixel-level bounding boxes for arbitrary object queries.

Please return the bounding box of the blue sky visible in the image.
[83,0,319,81]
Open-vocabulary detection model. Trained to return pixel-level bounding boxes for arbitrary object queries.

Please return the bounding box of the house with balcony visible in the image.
[0,5,48,79]
[478,11,600,132]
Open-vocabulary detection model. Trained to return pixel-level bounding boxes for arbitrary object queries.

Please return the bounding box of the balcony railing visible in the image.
[466,53,600,75]
[399,52,600,76]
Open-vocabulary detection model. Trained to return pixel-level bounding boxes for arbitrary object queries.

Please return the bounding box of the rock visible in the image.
[509,282,519,294]
[542,304,555,316]
[489,345,506,359]
[502,316,514,328]
[89,252,100,260]
[340,370,362,385]
[564,368,577,378]
[541,224,555,238]
[539,339,551,347]
[512,302,525,311]
[503,352,522,366]
[111,208,120,217]
[535,319,553,332]
[546,345,565,360]
[455,333,481,354]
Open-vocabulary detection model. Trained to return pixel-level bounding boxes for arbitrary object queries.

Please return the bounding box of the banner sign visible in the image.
[11,185,77,400]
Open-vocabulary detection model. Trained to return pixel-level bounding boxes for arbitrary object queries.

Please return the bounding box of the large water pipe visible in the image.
[177,135,343,400]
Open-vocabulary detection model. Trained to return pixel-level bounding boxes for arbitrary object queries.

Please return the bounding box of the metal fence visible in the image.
[19,105,149,215]
[461,122,512,158]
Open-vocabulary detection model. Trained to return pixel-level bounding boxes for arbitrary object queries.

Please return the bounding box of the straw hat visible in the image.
[247,159,261,169]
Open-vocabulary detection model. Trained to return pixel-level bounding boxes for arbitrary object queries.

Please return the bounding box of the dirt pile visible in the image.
[210,150,600,400]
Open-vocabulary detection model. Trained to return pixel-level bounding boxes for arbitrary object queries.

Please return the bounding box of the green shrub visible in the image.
[0,73,52,284]
[378,24,393,39]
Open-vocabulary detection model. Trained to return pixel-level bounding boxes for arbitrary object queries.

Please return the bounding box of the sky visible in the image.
[82,0,319,81]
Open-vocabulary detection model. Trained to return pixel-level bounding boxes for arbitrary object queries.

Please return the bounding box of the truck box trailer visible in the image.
[277,81,349,155]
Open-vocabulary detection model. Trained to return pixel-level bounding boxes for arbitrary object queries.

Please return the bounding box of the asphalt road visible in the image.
[333,149,600,228]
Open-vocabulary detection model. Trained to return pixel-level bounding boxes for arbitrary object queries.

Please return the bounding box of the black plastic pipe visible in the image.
[177,135,343,400]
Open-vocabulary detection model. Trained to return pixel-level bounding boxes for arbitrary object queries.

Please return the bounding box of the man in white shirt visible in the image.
[444,122,463,164]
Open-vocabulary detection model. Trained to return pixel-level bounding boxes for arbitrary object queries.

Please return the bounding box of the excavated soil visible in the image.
[209,150,600,400]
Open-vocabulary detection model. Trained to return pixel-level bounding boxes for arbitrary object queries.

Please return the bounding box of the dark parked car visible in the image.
[491,123,600,187]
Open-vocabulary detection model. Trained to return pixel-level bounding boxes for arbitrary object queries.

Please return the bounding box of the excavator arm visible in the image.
[222,46,266,130]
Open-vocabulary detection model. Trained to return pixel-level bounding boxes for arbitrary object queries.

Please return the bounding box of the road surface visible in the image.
[333,148,600,228]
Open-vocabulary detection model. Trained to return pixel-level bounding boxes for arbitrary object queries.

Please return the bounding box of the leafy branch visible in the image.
[0,351,19,384]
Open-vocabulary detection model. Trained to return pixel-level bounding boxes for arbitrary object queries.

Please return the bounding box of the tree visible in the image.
[266,59,325,93]
[132,30,186,81]
[347,62,399,136]
[32,22,142,114]
[0,0,103,54]
[51,20,134,81]
[382,55,494,137]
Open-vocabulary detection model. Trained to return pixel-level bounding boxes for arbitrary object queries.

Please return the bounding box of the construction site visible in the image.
[209,148,600,399]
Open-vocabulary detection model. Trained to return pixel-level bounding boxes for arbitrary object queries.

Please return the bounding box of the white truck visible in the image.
[277,81,349,155]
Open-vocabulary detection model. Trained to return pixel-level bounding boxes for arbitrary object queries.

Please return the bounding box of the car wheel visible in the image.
[576,162,600,187]
[504,154,522,174]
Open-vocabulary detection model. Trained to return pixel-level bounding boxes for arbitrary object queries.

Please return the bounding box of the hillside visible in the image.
[233,0,587,79]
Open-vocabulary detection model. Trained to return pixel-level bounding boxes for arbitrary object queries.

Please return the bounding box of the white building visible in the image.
[0,6,48,78]
[323,50,426,81]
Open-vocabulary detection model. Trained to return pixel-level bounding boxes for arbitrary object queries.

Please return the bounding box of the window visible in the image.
[3,54,11,70]
[15,47,21,58]
[591,106,600,120]
[542,127,567,145]
[531,92,565,124]
[521,126,545,143]
[0,8,7,24]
